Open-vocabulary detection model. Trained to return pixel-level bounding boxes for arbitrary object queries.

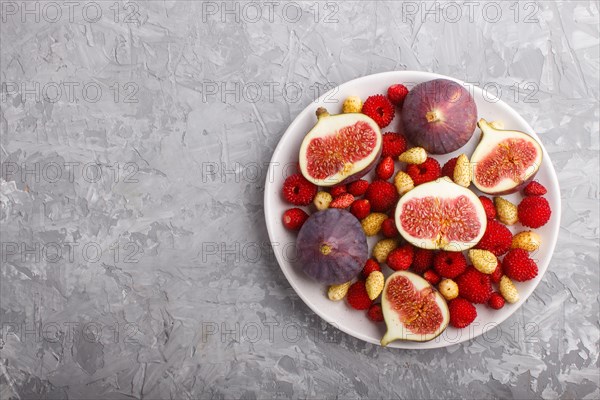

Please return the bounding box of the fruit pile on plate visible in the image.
[280,79,552,346]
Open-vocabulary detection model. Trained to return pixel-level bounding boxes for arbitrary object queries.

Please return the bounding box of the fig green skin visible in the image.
[401,79,477,154]
[296,209,368,285]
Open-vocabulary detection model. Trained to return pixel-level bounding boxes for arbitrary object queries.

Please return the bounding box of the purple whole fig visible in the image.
[296,209,367,285]
[401,79,477,154]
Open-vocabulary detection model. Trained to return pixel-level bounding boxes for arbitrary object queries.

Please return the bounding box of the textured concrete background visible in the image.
[0,1,598,399]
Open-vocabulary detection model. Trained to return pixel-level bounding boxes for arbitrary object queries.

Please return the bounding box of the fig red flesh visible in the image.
[381,271,450,344]
[386,275,445,335]
[306,121,378,179]
[299,109,382,187]
[395,178,487,251]
[474,138,539,188]
[471,119,543,195]
[400,195,482,244]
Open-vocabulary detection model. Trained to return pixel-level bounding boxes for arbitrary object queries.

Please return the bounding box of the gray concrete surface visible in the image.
[0,1,598,399]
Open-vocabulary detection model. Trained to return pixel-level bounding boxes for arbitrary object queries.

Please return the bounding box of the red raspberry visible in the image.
[411,248,435,274]
[381,132,408,158]
[350,199,371,220]
[387,84,409,107]
[476,219,513,256]
[386,244,414,271]
[362,259,381,279]
[282,208,309,231]
[488,292,505,310]
[347,281,372,310]
[479,196,496,220]
[330,193,354,209]
[456,267,493,304]
[406,157,441,185]
[518,196,551,228]
[433,251,467,279]
[381,218,399,238]
[490,260,503,284]
[376,156,395,180]
[347,179,369,196]
[523,181,547,196]
[330,185,347,198]
[282,174,317,206]
[441,157,458,178]
[503,249,538,281]
[362,95,395,128]
[423,270,441,285]
[367,303,384,322]
[365,180,399,212]
[448,298,477,328]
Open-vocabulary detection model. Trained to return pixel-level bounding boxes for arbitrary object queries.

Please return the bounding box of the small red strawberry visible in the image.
[365,180,399,212]
[488,292,505,310]
[433,251,467,279]
[362,259,381,279]
[381,218,399,238]
[347,179,369,196]
[386,244,414,271]
[381,132,408,158]
[330,193,354,209]
[456,267,493,304]
[406,157,441,185]
[376,156,395,180]
[490,260,503,284]
[518,196,551,228]
[330,185,347,198]
[476,219,513,256]
[424,270,441,285]
[387,84,409,107]
[411,248,435,274]
[448,298,477,328]
[479,196,496,220]
[282,208,309,231]
[347,281,372,310]
[367,303,384,322]
[441,157,458,178]
[282,174,317,206]
[503,249,538,281]
[350,199,371,220]
[523,181,547,196]
[362,95,395,128]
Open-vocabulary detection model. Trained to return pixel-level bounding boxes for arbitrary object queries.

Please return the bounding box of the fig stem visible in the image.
[320,243,332,255]
[316,107,330,119]
[477,118,492,133]
[425,111,440,123]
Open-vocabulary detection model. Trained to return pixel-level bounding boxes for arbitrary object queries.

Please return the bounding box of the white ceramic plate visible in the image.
[264,71,561,349]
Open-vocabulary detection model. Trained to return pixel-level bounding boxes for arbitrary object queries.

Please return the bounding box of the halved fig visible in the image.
[381,271,450,345]
[296,209,368,285]
[471,119,543,195]
[395,177,487,251]
[299,108,382,186]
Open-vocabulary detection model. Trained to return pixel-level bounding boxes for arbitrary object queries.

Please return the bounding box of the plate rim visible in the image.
[264,70,562,349]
